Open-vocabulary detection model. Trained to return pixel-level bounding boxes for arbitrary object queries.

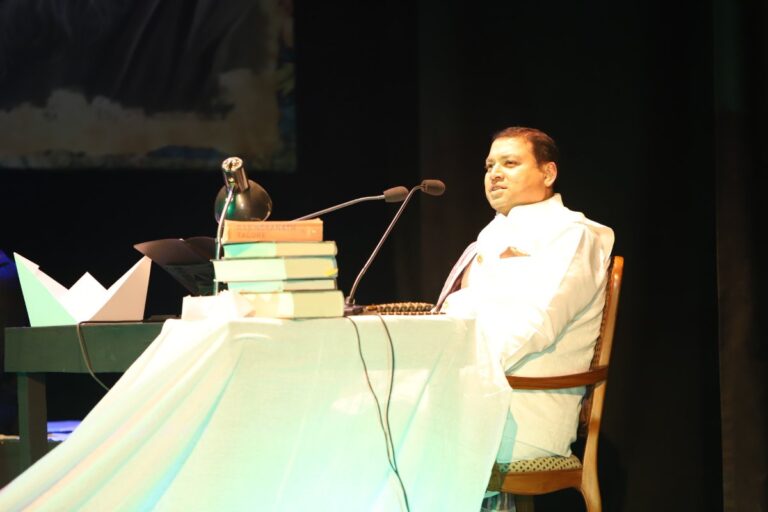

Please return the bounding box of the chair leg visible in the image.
[580,480,601,512]
[514,495,535,512]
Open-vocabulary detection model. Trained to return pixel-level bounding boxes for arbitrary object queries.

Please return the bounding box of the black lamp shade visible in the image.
[214,180,273,222]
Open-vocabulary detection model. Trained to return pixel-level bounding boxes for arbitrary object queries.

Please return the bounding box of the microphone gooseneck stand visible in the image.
[292,186,409,221]
[344,180,445,315]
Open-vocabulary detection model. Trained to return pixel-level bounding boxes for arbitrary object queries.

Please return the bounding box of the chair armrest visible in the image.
[506,366,608,390]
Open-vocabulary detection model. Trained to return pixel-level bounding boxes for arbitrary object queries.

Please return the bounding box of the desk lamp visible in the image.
[213,157,272,292]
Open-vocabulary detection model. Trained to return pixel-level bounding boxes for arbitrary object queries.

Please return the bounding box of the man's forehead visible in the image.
[486,137,534,159]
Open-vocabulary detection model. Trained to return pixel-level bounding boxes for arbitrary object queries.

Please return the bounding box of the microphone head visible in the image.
[420,179,446,196]
[383,186,409,203]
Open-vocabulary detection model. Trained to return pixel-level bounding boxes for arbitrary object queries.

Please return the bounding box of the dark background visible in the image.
[2,1,766,511]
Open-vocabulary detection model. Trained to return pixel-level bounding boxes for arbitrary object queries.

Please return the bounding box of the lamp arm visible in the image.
[213,186,236,294]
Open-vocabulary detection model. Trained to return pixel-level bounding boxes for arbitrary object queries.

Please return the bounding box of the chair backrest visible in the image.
[578,255,623,440]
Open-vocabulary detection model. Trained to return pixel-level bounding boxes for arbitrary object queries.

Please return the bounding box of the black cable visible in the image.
[75,321,111,391]
[375,315,399,470]
[346,316,410,512]
[374,315,410,512]
[75,320,144,392]
[346,318,392,459]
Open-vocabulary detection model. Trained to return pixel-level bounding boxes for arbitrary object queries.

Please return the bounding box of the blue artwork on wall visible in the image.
[0,0,295,172]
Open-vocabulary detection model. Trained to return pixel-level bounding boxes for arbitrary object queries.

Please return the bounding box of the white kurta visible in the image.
[441,194,614,461]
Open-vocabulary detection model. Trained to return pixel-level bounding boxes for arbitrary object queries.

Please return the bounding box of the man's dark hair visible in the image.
[492,127,559,166]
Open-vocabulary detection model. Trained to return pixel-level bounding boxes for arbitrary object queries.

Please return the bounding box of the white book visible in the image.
[238,290,345,318]
[226,279,337,293]
[212,256,338,282]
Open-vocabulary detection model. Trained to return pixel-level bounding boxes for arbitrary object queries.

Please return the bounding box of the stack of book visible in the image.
[213,219,344,318]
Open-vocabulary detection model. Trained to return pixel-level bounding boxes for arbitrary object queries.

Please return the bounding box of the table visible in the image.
[1,316,511,511]
[4,322,164,469]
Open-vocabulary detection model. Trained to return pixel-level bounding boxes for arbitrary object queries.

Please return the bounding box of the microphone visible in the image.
[345,179,446,314]
[292,186,409,221]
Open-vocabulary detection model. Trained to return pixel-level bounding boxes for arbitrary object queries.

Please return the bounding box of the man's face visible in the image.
[484,136,555,215]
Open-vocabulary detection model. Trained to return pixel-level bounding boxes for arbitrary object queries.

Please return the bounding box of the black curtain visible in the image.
[416,1,724,510]
[714,0,768,510]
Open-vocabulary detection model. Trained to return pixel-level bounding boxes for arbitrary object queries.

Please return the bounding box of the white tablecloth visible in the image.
[0,315,511,511]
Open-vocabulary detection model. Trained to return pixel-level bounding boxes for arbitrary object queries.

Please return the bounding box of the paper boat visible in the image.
[14,253,151,327]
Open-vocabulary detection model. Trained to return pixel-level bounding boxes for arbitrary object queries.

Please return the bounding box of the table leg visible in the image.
[17,372,47,470]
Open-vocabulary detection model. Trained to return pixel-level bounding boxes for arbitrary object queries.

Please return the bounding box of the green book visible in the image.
[226,278,337,293]
[213,256,338,282]
[223,241,338,259]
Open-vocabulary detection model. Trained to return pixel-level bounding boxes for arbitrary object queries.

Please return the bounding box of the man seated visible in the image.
[435,127,614,511]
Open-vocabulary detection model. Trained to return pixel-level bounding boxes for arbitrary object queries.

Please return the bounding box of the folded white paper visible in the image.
[14,253,151,326]
[181,291,254,321]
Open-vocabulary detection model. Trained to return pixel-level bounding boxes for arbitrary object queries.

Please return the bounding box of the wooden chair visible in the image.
[487,255,624,512]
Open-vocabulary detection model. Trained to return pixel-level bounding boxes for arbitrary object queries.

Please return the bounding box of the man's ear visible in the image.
[543,162,558,187]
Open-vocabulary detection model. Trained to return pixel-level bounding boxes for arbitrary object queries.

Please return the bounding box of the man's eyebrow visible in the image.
[488,153,518,161]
